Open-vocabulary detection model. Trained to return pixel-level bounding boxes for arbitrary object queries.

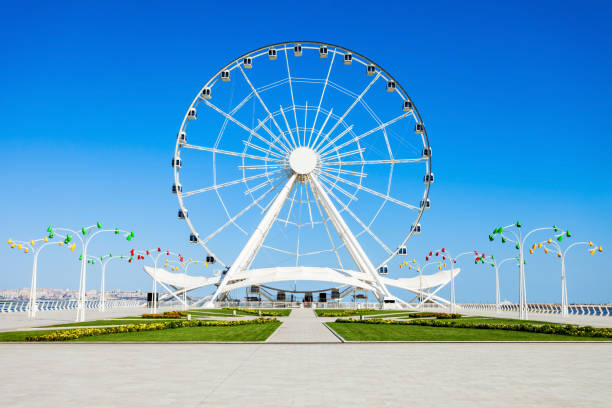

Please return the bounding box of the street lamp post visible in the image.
[52,223,133,321]
[84,253,127,312]
[489,222,566,320]
[534,237,603,317]
[8,237,65,319]
[477,255,518,313]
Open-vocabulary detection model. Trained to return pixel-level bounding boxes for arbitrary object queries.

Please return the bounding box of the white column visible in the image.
[309,174,391,299]
[205,174,297,306]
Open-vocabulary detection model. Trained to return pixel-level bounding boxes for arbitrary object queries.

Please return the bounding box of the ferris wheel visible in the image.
[172,41,433,304]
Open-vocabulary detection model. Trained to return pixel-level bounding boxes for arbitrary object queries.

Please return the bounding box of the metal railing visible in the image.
[458,303,612,317]
[0,299,146,313]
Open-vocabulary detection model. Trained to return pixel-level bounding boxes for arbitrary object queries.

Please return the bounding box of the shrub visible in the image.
[141,311,186,319]
[317,309,377,317]
[25,318,279,342]
[409,312,461,319]
[333,318,612,338]
[223,308,285,317]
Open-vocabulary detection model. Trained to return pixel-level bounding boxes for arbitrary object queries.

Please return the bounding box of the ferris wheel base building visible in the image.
[169,42,440,308]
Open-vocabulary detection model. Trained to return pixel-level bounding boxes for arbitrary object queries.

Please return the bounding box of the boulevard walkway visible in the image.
[266,307,341,343]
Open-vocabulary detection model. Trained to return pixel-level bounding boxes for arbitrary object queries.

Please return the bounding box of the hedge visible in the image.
[223,308,285,317]
[317,309,377,317]
[334,318,612,338]
[410,312,461,319]
[25,318,279,342]
[141,311,187,319]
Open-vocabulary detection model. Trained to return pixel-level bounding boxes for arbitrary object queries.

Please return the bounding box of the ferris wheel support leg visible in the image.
[205,175,298,307]
[309,174,391,302]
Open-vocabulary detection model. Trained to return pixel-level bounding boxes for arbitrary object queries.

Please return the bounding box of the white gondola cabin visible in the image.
[411,224,422,234]
[178,209,188,220]
[187,108,197,120]
[366,64,376,76]
[398,246,407,256]
[378,265,389,275]
[415,123,425,134]
[268,48,277,60]
[171,157,182,169]
[423,173,435,184]
[344,53,353,65]
[386,80,396,92]
[420,198,431,210]
[205,255,215,264]
[422,147,432,158]
[178,131,187,145]
[294,44,302,56]
[171,183,182,194]
[403,100,413,111]
[243,57,252,68]
[201,87,211,99]
[319,45,328,58]
[221,70,230,82]
[189,233,198,244]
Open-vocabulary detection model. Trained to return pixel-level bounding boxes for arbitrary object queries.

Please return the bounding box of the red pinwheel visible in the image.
[441,248,445,252]
[442,256,446,260]
[429,251,433,256]
[157,247,161,252]
[425,256,429,261]
[474,250,478,255]
[146,250,150,255]
[166,251,170,255]
[130,249,135,256]
[453,259,456,263]
[435,252,439,256]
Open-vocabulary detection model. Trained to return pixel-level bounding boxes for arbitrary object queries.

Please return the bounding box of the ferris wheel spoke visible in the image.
[318,173,359,202]
[318,179,393,255]
[256,118,293,153]
[313,124,354,155]
[308,50,336,147]
[322,147,364,161]
[243,140,286,159]
[282,183,299,226]
[320,170,419,211]
[238,65,286,137]
[182,170,283,197]
[319,166,367,178]
[183,144,285,163]
[277,106,299,149]
[202,100,288,155]
[311,189,344,269]
[243,174,284,195]
[296,183,304,265]
[319,112,411,157]
[202,179,284,244]
[313,71,382,151]
[304,181,315,229]
[322,158,424,166]
[309,108,333,150]
[282,46,301,146]
[238,163,285,170]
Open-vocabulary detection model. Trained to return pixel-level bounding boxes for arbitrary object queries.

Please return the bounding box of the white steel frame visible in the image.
[173,42,433,306]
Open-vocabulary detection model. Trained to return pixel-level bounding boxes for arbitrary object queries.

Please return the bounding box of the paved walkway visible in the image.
[1,343,610,407]
[266,307,340,343]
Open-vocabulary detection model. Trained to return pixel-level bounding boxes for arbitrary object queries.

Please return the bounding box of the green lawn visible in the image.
[327,322,612,341]
[0,321,282,342]
[73,322,281,342]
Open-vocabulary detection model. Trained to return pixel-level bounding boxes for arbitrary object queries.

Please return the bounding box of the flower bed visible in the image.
[410,312,461,319]
[141,311,187,319]
[223,308,285,317]
[25,318,279,342]
[334,318,612,338]
[317,309,377,317]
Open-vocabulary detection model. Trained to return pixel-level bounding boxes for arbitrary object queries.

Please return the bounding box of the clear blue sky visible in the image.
[1,0,611,303]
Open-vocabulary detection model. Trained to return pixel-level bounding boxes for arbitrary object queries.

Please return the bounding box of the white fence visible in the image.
[0,299,146,313]
[458,303,612,317]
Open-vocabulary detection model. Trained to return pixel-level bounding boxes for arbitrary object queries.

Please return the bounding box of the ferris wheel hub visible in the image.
[288,147,318,175]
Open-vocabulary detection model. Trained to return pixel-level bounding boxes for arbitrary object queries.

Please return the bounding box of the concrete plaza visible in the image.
[1,342,611,407]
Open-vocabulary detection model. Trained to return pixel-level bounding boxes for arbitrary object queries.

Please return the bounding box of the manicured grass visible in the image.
[327,322,612,341]
[0,330,65,342]
[73,321,282,342]
[452,316,567,326]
